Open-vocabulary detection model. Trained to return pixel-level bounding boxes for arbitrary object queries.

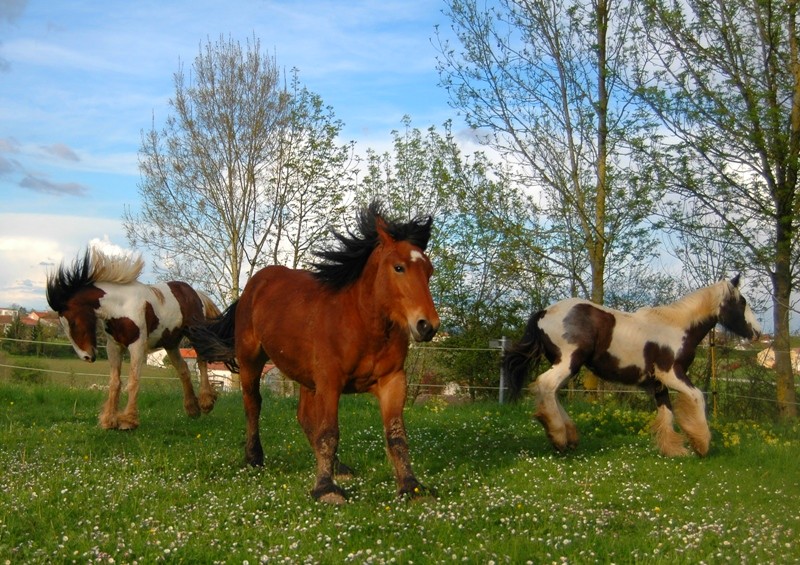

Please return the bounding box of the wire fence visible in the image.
[1,336,796,420]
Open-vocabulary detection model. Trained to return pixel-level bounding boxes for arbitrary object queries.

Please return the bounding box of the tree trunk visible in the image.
[772,267,797,420]
[591,0,608,307]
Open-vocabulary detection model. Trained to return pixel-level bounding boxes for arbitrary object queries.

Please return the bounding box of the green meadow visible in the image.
[0,375,798,564]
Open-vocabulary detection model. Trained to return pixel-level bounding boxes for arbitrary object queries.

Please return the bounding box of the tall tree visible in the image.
[631,0,800,418]
[124,36,352,303]
[356,118,553,324]
[436,0,658,304]
[264,70,355,269]
[356,119,554,394]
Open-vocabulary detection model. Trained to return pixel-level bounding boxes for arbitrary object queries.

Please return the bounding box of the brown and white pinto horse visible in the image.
[504,276,760,457]
[46,248,221,430]
[189,202,439,503]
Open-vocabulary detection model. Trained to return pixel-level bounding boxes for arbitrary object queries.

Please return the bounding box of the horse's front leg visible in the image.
[373,371,427,499]
[166,348,201,418]
[117,341,145,430]
[297,385,346,504]
[99,340,124,429]
[659,368,710,456]
[651,385,690,456]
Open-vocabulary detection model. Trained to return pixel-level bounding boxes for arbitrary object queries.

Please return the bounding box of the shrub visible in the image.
[10,358,47,384]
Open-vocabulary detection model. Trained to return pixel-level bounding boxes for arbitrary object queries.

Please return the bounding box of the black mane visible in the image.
[311,201,433,290]
[46,249,94,313]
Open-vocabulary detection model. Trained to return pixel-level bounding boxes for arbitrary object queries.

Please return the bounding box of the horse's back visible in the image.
[235,264,400,389]
[235,266,332,383]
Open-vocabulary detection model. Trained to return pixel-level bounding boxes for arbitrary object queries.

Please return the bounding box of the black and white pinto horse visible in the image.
[503,276,761,457]
[46,248,221,430]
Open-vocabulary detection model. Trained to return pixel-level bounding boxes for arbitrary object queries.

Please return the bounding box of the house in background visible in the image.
[756,346,800,372]
[146,348,293,395]
[0,308,59,335]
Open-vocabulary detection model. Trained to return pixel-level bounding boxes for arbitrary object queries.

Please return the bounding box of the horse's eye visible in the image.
[394,264,405,274]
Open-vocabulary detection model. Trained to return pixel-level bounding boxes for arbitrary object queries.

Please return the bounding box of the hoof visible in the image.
[317,491,347,505]
[117,417,139,430]
[565,424,580,449]
[399,480,435,500]
[312,482,347,504]
[99,414,118,430]
[245,445,264,467]
[199,390,218,414]
[184,399,201,419]
[690,442,710,457]
[549,439,572,453]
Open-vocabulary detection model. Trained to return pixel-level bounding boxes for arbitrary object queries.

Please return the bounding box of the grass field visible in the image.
[0,377,798,564]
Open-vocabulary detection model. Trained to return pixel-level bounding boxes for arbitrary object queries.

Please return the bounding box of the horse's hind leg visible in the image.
[651,387,689,457]
[166,348,201,418]
[99,341,124,429]
[533,364,575,451]
[240,360,265,467]
[196,359,218,414]
[297,385,346,504]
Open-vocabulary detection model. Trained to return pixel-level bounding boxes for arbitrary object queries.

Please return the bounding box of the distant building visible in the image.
[756,347,800,372]
[146,348,291,394]
[0,310,59,335]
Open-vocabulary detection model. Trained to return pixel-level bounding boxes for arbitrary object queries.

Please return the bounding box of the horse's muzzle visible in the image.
[414,319,439,342]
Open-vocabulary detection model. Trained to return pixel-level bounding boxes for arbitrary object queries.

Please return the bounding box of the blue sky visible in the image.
[0,0,462,310]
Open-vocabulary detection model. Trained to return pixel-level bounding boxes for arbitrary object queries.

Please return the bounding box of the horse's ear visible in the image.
[730,273,741,288]
[375,216,394,246]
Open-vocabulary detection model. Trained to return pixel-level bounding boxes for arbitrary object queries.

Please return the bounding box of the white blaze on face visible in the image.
[60,315,93,361]
[745,304,761,336]
[410,250,425,262]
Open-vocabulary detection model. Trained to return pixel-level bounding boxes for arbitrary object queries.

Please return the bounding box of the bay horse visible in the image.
[188,202,439,503]
[503,276,760,457]
[46,248,221,430]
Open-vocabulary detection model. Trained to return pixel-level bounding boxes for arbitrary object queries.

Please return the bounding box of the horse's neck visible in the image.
[350,268,408,346]
[650,285,723,340]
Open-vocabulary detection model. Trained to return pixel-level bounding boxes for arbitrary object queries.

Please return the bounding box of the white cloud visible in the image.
[0,213,139,309]
[88,236,137,259]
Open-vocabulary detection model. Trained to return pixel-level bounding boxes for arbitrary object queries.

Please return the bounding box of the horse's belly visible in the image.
[588,356,646,385]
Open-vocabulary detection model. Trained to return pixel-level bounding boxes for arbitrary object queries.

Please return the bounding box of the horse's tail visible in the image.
[186,300,240,373]
[503,310,546,402]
